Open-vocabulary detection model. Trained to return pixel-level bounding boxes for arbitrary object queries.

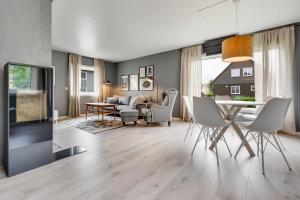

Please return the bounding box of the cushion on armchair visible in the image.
[129,95,146,108]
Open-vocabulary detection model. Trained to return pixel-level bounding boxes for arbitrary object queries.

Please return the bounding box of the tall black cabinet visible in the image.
[4,63,54,176]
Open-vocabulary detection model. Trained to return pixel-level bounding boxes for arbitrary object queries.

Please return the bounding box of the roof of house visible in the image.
[212,60,255,85]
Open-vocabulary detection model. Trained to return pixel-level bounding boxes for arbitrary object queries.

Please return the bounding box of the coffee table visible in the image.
[85,103,116,125]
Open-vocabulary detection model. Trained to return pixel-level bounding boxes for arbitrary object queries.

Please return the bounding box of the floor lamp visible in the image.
[105,80,112,97]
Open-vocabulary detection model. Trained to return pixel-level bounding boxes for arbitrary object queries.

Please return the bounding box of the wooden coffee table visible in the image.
[85,103,116,124]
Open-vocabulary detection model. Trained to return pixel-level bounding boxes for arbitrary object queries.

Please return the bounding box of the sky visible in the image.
[202,56,229,84]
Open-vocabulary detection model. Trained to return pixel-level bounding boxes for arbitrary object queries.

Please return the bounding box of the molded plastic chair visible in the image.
[183,96,194,141]
[192,96,232,165]
[236,98,292,175]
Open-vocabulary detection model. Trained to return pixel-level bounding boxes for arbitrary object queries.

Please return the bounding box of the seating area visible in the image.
[1,0,300,199]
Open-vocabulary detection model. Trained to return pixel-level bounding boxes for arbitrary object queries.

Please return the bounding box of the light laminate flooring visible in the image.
[0,120,300,200]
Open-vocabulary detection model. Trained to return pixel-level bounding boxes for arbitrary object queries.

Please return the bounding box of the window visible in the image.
[231,68,240,77]
[243,67,253,76]
[251,85,255,91]
[80,66,94,95]
[231,85,240,94]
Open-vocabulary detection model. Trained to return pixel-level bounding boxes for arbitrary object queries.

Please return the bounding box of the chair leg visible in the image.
[191,127,204,156]
[272,133,292,171]
[214,129,220,166]
[184,120,193,142]
[260,132,265,175]
[257,132,260,157]
[274,131,286,151]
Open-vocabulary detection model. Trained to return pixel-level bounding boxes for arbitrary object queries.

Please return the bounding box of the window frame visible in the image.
[80,65,95,96]
[231,85,240,95]
[231,68,240,77]
[243,67,253,77]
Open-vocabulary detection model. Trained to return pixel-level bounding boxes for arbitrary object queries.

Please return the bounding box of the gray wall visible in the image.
[115,50,181,117]
[51,50,118,116]
[0,0,52,164]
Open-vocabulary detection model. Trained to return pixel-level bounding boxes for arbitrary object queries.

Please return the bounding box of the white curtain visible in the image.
[94,59,105,102]
[68,54,81,117]
[180,45,202,120]
[254,26,296,134]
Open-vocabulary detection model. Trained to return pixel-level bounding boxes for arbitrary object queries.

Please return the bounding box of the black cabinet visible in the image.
[4,63,54,177]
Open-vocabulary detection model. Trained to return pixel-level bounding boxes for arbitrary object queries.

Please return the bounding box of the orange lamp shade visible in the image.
[222,35,253,63]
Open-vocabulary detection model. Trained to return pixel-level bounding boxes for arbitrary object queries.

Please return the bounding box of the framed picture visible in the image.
[139,78,154,91]
[146,65,154,77]
[129,74,139,91]
[139,67,146,78]
[120,75,129,91]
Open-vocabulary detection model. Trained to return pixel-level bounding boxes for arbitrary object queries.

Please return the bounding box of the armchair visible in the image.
[142,88,178,126]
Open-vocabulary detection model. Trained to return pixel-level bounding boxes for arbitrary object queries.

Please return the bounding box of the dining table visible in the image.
[209,100,265,156]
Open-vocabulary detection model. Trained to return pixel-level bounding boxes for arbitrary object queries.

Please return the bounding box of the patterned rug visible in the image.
[63,115,124,134]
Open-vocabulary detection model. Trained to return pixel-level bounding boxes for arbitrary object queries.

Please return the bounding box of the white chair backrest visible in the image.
[193,96,227,127]
[215,95,232,101]
[249,98,292,132]
[183,96,193,118]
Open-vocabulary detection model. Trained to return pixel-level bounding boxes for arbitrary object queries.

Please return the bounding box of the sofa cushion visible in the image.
[118,96,131,105]
[116,105,131,111]
[107,97,118,104]
[129,95,145,108]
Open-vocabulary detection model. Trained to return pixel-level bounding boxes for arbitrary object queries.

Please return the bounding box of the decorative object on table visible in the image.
[139,78,154,91]
[146,65,154,77]
[139,67,146,78]
[105,80,112,97]
[64,115,124,134]
[120,75,129,90]
[142,88,178,126]
[129,74,139,91]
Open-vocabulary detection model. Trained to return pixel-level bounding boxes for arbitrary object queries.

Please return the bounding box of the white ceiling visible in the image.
[52,0,300,62]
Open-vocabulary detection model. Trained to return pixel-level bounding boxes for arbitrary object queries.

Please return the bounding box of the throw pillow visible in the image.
[129,95,146,108]
[106,97,118,104]
[118,96,131,105]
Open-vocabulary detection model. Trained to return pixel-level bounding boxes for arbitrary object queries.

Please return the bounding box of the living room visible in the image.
[1,0,300,199]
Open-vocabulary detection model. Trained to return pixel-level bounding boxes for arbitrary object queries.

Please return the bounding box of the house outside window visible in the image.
[231,68,240,77]
[251,85,255,91]
[80,66,94,95]
[231,85,240,94]
[243,67,253,76]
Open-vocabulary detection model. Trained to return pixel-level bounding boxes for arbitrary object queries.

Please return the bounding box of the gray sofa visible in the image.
[104,95,151,116]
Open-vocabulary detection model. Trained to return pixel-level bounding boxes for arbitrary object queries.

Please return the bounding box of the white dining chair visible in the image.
[235,96,286,150]
[215,95,232,116]
[183,96,195,142]
[192,96,232,165]
[235,98,292,175]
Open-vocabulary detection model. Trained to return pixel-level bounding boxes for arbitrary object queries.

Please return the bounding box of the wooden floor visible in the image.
[1,120,300,200]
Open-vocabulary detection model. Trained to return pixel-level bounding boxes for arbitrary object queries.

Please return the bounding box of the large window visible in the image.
[231,85,240,94]
[201,55,229,96]
[80,66,94,95]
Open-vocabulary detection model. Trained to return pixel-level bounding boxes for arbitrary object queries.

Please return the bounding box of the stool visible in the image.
[120,109,139,126]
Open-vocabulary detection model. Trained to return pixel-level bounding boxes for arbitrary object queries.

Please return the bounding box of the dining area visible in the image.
[183,95,292,175]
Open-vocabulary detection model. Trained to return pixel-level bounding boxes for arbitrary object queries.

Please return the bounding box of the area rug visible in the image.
[63,115,124,134]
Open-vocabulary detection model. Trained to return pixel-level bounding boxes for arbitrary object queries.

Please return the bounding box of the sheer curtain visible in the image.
[180,45,202,120]
[254,26,296,134]
[68,54,81,117]
[94,59,105,102]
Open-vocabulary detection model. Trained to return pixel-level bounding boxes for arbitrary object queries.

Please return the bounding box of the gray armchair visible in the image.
[142,88,178,126]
